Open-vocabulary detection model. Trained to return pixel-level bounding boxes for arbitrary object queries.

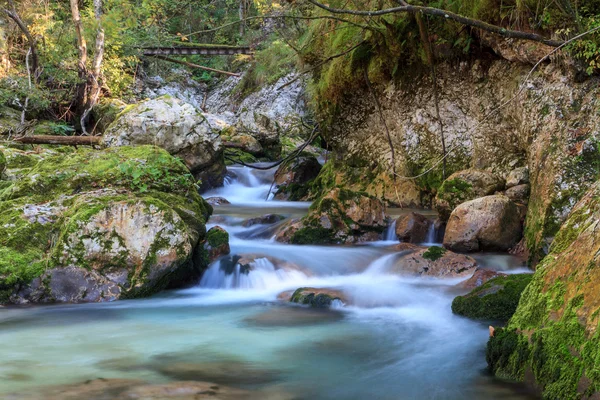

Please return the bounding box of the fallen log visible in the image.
[13,135,102,146]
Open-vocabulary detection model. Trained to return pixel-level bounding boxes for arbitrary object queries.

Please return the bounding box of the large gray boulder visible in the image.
[443,195,522,252]
[103,96,227,190]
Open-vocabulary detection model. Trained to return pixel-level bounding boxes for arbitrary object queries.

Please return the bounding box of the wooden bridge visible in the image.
[142,45,253,56]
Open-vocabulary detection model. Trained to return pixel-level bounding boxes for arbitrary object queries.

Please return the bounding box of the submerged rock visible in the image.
[12,378,274,400]
[242,214,286,227]
[273,156,322,201]
[0,145,212,305]
[120,381,252,400]
[205,196,231,206]
[394,212,432,243]
[443,195,522,252]
[457,268,507,290]
[216,253,309,277]
[289,287,347,308]
[155,361,281,385]
[102,96,227,189]
[276,188,387,245]
[390,246,477,278]
[245,305,344,327]
[435,169,504,220]
[452,274,532,322]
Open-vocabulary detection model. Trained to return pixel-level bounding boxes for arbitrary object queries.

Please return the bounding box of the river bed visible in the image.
[0,165,536,399]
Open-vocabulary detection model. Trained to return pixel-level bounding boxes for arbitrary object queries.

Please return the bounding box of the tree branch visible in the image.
[147,55,241,77]
[305,0,564,47]
[2,2,40,81]
[13,135,102,146]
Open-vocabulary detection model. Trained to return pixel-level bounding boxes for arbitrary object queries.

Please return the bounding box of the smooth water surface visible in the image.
[0,165,534,399]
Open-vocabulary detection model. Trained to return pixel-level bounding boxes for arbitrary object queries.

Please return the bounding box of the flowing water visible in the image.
[0,165,536,399]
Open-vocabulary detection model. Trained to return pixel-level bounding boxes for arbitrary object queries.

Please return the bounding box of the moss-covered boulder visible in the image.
[486,180,600,398]
[443,195,522,252]
[0,145,212,304]
[273,156,322,201]
[290,287,346,308]
[203,226,230,263]
[102,96,227,190]
[452,274,532,322]
[435,169,504,220]
[276,188,387,244]
[307,158,421,207]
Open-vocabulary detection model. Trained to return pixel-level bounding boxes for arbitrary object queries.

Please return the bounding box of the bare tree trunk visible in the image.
[239,0,245,37]
[80,0,105,134]
[70,0,88,120]
[2,0,40,81]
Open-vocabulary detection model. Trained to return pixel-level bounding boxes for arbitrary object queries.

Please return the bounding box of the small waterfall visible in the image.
[199,257,308,289]
[384,220,397,241]
[425,223,436,244]
[363,253,399,275]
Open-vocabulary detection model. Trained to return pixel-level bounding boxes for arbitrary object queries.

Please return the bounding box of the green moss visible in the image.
[225,148,259,165]
[422,246,446,261]
[290,287,342,308]
[206,227,229,249]
[486,328,531,381]
[452,274,533,322]
[488,303,600,399]
[0,247,46,303]
[290,226,337,245]
[275,181,312,201]
[0,148,6,174]
[1,145,197,203]
[0,145,210,304]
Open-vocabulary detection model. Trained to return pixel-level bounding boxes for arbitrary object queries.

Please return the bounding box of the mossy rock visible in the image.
[435,169,504,220]
[422,246,446,261]
[225,148,259,165]
[452,274,533,322]
[283,187,387,245]
[1,145,201,204]
[486,180,600,398]
[290,287,346,308]
[0,145,212,305]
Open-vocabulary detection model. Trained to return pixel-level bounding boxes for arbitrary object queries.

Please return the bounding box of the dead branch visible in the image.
[2,0,40,81]
[13,135,102,146]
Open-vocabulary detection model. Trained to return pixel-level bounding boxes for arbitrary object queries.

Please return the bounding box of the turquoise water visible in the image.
[0,165,535,399]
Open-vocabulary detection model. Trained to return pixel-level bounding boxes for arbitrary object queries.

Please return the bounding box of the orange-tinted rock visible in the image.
[443,195,522,252]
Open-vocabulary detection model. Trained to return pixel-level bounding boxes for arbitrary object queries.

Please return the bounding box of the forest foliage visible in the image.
[0,0,599,126]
